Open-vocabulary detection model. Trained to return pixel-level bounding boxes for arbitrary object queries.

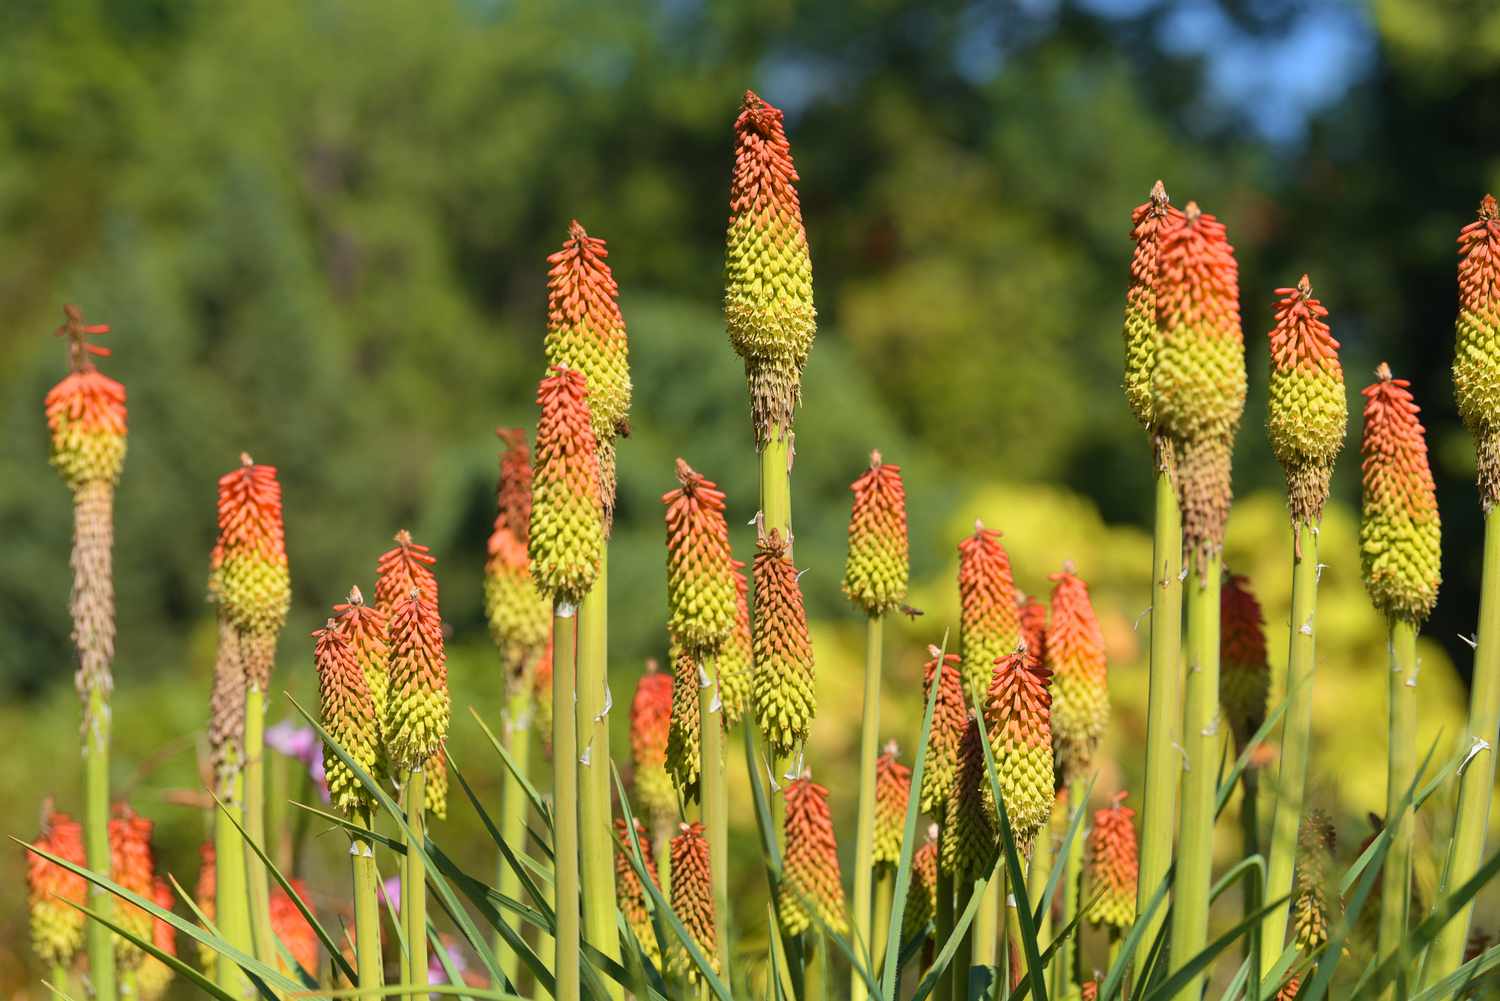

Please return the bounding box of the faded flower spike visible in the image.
[213,455,291,690]
[614,818,662,969]
[919,646,968,817]
[26,808,87,968]
[983,648,1056,854]
[375,530,438,614]
[1220,573,1270,753]
[529,365,604,605]
[902,825,941,945]
[208,619,246,789]
[485,429,550,672]
[109,803,156,969]
[1359,364,1442,621]
[725,90,816,444]
[1455,195,1500,507]
[751,527,816,759]
[958,522,1021,704]
[1121,181,1180,434]
[1046,564,1109,782]
[873,741,913,866]
[666,641,703,801]
[669,821,719,983]
[842,450,910,616]
[314,616,379,814]
[630,663,676,825]
[1085,792,1139,931]
[781,774,849,936]
[1267,275,1347,526]
[664,458,737,652]
[45,304,127,492]
[383,588,451,773]
[717,559,754,728]
[1154,202,1246,563]
[545,222,632,518]
[1293,810,1337,952]
[942,715,999,881]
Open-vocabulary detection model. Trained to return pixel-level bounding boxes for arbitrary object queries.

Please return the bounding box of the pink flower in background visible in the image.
[266,721,330,803]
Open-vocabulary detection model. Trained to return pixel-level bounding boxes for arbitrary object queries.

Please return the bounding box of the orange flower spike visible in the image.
[1220,573,1270,754]
[725,90,817,444]
[1046,564,1109,782]
[1085,792,1139,930]
[314,616,380,815]
[528,365,604,605]
[631,662,676,824]
[918,646,968,817]
[842,451,910,616]
[485,429,549,670]
[1266,275,1347,527]
[270,879,320,976]
[1018,592,1048,665]
[901,825,940,945]
[942,716,999,881]
[1359,364,1442,621]
[1121,180,1180,433]
[663,458,737,652]
[214,455,292,690]
[45,304,127,492]
[781,774,849,936]
[983,649,1055,854]
[614,817,662,968]
[1455,195,1500,506]
[108,803,157,969]
[750,528,816,759]
[26,808,88,968]
[717,559,755,727]
[334,587,389,758]
[375,529,438,615]
[383,588,451,774]
[958,522,1021,704]
[873,741,912,867]
[668,821,720,983]
[495,427,535,543]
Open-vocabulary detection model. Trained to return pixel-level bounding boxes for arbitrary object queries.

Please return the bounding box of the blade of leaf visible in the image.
[470,706,555,843]
[447,748,554,919]
[1097,865,1172,1000]
[911,873,989,1001]
[1036,774,1093,928]
[1408,942,1500,1001]
[62,897,253,1001]
[1137,896,1289,1001]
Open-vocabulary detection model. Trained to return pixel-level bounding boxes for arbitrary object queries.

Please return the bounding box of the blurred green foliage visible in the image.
[5,0,1500,994]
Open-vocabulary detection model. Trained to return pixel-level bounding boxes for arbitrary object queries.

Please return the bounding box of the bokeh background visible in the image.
[4,0,1500,994]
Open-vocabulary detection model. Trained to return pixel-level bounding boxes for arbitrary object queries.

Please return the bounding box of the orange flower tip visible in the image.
[55,303,114,369]
[1482,194,1499,222]
[1185,200,1202,222]
[1375,360,1393,383]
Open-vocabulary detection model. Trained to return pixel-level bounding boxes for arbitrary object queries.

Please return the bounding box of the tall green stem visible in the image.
[352,806,384,992]
[578,549,621,998]
[214,768,252,996]
[1135,459,1182,978]
[269,742,290,873]
[406,766,429,1001]
[699,660,732,977]
[851,614,884,1000]
[1426,506,1500,984]
[1167,551,1222,998]
[244,685,274,967]
[1259,523,1319,970]
[805,932,828,1001]
[973,863,1001,974]
[1378,618,1418,999]
[1054,778,1086,998]
[935,865,955,1001]
[761,425,794,852]
[872,867,894,978]
[84,683,117,1001]
[552,606,581,1001]
[496,677,535,979]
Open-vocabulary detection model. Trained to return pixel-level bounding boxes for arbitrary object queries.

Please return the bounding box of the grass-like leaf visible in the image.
[470,706,555,846]
[1096,864,1172,999]
[1409,942,1500,1001]
[910,873,989,1001]
[1137,895,1289,1001]
[1035,774,1094,928]
[447,748,555,922]
[62,896,252,1001]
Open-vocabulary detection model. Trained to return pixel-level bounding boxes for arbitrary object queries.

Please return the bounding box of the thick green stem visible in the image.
[496,678,535,980]
[851,614,884,1000]
[699,658,732,977]
[1167,551,1222,998]
[973,862,1001,974]
[1378,618,1418,999]
[269,742,290,873]
[935,865,955,1001]
[352,806,384,992]
[1055,778,1086,998]
[873,867,894,978]
[405,766,428,1001]
[1426,507,1500,985]
[214,767,252,996]
[805,932,828,1001]
[84,683,117,1001]
[577,549,621,998]
[1240,767,1261,966]
[552,606,581,1001]
[1135,462,1183,978]
[243,685,275,967]
[760,425,793,543]
[50,962,71,998]
[1259,523,1319,970]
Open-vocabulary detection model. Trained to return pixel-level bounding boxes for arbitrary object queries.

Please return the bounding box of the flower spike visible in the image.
[842,450,910,617]
[630,662,676,826]
[1085,792,1139,930]
[1267,275,1347,527]
[781,774,849,936]
[919,646,968,818]
[614,818,662,969]
[942,716,999,881]
[383,588,450,773]
[485,430,550,673]
[750,527,816,759]
[108,803,156,970]
[717,559,754,728]
[958,522,1021,704]
[213,455,291,690]
[665,641,703,802]
[1220,573,1270,754]
[1122,180,1181,435]
[375,529,438,614]
[1359,364,1441,621]
[1046,564,1109,783]
[668,821,719,983]
[1293,810,1338,952]
[983,648,1055,855]
[529,365,604,605]
[902,825,940,946]
[45,304,127,492]
[26,807,87,969]
[873,741,912,866]
[663,458,737,653]
[314,615,380,814]
[1455,195,1500,507]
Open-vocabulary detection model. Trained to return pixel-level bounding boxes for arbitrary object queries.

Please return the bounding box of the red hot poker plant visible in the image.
[718,559,754,728]
[983,648,1055,855]
[26,808,88,971]
[375,530,438,615]
[751,527,816,760]
[669,821,719,983]
[1018,592,1047,666]
[919,646,968,818]
[214,455,291,690]
[384,588,450,774]
[1455,194,1500,506]
[781,774,849,936]
[313,616,379,815]
[873,742,912,867]
[1121,180,1181,439]
[958,522,1021,704]
[485,429,550,674]
[614,818,662,969]
[334,587,389,773]
[663,458,737,652]
[1085,792,1139,932]
[108,803,156,971]
[528,365,604,606]
[1220,573,1270,755]
[1046,564,1109,782]
[1266,276,1347,529]
[842,451,910,616]
[629,663,676,827]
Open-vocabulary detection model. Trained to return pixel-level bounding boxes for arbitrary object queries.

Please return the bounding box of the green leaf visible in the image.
[911,874,989,1001]
[1137,896,1289,1001]
[446,749,555,922]
[1409,942,1500,1001]
[1036,774,1093,928]
[470,705,556,846]
[62,897,252,1001]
